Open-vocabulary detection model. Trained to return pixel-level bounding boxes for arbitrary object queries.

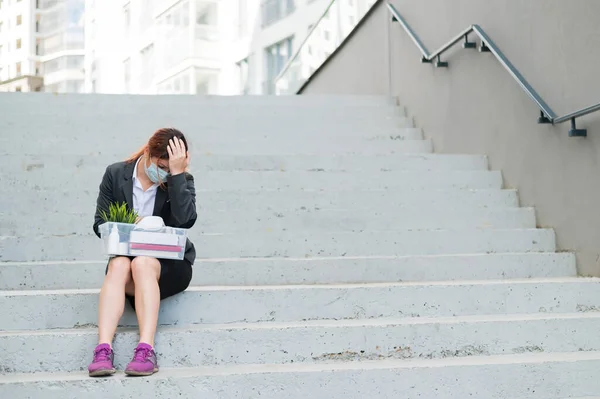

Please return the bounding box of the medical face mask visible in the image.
[144,159,169,183]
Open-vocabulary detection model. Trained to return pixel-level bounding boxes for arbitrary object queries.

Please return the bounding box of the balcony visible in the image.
[39,28,84,56]
[154,24,220,76]
[196,24,219,41]
[261,0,295,28]
[36,0,62,10]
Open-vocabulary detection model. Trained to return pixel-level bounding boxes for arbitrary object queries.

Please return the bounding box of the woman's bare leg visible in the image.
[98,256,133,346]
[130,256,161,347]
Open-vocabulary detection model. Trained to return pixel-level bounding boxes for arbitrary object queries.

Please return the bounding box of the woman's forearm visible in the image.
[166,173,197,228]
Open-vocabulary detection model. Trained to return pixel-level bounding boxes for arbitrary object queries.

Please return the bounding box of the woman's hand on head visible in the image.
[167,137,189,176]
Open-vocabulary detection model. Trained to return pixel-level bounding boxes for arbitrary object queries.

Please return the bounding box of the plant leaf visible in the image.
[101,202,138,223]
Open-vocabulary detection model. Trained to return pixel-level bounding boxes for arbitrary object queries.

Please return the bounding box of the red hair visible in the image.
[126,128,189,164]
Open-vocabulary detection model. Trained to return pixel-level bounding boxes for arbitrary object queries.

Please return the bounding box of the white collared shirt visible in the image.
[132,157,159,218]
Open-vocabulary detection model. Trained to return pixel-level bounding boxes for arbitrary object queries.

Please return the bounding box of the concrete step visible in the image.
[0,228,556,262]
[0,97,404,119]
[3,153,490,174]
[3,170,503,193]
[0,139,434,157]
[1,277,598,331]
[2,352,600,398]
[3,129,427,150]
[4,136,434,156]
[1,207,537,236]
[0,253,576,290]
[187,170,504,191]
[0,93,397,107]
[1,113,409,133]
[1,313,599,373]
[0,189,520,216]
[4,121,418,141]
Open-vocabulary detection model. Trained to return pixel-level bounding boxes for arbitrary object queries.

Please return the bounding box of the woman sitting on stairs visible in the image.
[88,128,197,377]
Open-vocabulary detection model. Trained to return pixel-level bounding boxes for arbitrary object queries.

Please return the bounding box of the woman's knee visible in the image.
[131,256,161,281]
[106,257,132,283]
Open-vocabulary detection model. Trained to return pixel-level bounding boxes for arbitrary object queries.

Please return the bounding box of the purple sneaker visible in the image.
[88,343,116,377]
[125,343,158,376]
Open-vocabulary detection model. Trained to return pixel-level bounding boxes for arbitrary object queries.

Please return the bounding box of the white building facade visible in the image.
[85,0,376,95]
[0,0,85,93]
[86,0,232,95]
[232,0,377,94]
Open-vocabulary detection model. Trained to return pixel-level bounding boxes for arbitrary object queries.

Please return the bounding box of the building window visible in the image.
[123,5,130,32]
[66,80,83,93]
[123,58,130,92]
[323,30,330,40]
[16,62,21,75]
[264,36,293,93]
[261,0,295,27]
[182,74,190,93]
[140,44,155,88]
[196,80,208,95]
[197,1,217,26]
[237,58,250,95]
[43,55,83,74]
[17,15,22,25]
[67,56,82,68]
[237,0,248,37]
[16,87,22,92]
[16,39,22,49]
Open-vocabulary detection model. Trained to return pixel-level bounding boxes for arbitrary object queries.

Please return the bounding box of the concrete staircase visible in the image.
[1,94,600,398]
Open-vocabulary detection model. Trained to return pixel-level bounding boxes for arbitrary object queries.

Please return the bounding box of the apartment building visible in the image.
[0,0,85,93]
[85,0,230,95]
[233,0,376,95]
[85,0,375,95]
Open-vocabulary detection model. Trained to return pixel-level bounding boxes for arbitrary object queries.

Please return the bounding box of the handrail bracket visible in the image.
[537,111,552,124]
[569,118,588,137]
[435,55,448,68]
[463,34,476,49]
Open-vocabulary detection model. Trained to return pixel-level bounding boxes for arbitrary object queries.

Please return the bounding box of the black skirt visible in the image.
[105,256,193,309]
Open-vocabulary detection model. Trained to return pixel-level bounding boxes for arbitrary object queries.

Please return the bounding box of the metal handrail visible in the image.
[387,2,600,137]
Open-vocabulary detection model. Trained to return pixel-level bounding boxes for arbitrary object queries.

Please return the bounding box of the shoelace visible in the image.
[133,347,151,363]
[93,347,111,362]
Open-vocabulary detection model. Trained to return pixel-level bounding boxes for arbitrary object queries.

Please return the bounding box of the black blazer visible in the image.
[93,160,197,264]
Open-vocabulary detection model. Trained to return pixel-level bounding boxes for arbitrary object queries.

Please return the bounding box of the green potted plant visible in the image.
[100,202,139,224]
[100,202,138,254]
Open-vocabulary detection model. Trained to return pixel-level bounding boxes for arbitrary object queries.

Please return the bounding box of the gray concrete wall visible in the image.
[302,0,600,277]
